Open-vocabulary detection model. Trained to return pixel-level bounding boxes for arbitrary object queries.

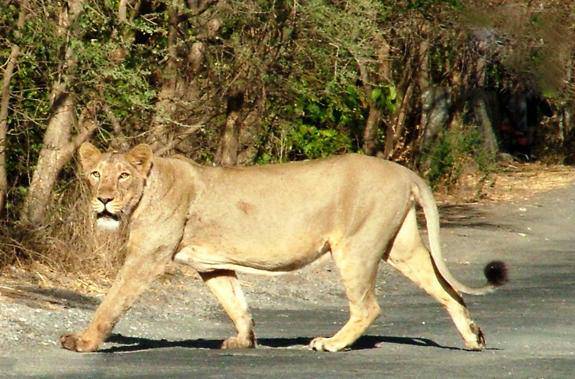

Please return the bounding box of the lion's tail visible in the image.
[410,174,507,295]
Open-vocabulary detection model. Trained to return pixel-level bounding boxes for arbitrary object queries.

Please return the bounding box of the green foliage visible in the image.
[242,0,480,166]
[0,0,164,219]
[1,2,61,209]
[286,124,352,160]
[292,80,364,127]
[247,0,390,162]
[281,79,363,160]
[425,127,494,188]
[1,0,573,221]
[371,85,397,113]
[72,3,157,117]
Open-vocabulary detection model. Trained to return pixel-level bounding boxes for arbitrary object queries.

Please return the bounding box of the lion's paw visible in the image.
[465,324,486,351]
[60,333,100,353]
[221,335,255,349]
[309,337,348,352]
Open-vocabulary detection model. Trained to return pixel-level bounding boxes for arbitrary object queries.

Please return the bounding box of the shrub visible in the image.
[425,126,495,189]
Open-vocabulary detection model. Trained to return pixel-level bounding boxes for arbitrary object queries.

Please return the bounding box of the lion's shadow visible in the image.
[102,333,467,353]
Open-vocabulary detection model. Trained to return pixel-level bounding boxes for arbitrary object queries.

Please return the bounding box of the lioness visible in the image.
[60,143,506,353]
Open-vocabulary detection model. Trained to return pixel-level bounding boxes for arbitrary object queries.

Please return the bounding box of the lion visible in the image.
[60,143,507,353]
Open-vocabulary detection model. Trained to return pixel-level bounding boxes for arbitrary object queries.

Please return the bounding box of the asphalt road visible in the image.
[2,184,575,378]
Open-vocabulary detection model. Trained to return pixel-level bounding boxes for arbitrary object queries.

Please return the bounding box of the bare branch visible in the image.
[153,122,204,156]
[102,103,121,134]
[0,0,27,214]
[186,0,218,16]
[118,0,129,23]
[71,102,99,149]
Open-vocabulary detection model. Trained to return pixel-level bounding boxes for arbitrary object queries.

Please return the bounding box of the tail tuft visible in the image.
[484,261,508,286]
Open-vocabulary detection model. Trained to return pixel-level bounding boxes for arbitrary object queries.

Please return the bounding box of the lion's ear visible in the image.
[126,144,153,176]
[78,142,102,172]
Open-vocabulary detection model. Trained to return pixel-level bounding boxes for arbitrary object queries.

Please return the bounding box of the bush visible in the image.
[286,123,353,160]
[425,126,495,189]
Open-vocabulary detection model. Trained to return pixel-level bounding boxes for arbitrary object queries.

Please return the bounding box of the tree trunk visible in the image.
[416,29,452,168]
[362,108,382,156]
[20,0,93,226]
[22,98,98,226]
[215,90,244,166]
[0,0,27,216]
[383,79,415,159]
[473,90,498,157]
[472,49,498,157]
[563,53,573,138]
[417,28,431,147]
[148,0,218,154]
[118,0,130,23]
[383,34,422,160]
[421,87,451,149]
[362,38,390,156]
[24,93,73,222]
[150,0,184,151]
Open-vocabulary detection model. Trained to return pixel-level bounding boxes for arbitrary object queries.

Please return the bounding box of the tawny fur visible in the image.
[60,143,505,353]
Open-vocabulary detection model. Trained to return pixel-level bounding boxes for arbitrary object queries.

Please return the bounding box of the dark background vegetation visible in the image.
[0,0,573,285]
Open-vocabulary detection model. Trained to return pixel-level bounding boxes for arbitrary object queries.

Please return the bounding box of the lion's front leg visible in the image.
[60,247,173,352]
[199,270,255,349]
[60,332,101,352]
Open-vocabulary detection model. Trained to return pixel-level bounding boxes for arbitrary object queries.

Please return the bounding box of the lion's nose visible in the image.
[98,197,113,205]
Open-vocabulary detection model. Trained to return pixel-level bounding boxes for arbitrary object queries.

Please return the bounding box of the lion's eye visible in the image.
[90,171,100,179]
[119,172,130,180]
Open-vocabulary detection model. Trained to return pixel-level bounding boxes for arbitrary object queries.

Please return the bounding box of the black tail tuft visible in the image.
[484,260,508,286]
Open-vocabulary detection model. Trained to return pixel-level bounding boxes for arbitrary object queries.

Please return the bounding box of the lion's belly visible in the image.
[174,231,333,274]
[177,193,340,273]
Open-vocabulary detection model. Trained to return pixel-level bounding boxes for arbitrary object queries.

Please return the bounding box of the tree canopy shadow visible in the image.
[414,203,517,232]
[0,285,98,310]
[101,333,470,353]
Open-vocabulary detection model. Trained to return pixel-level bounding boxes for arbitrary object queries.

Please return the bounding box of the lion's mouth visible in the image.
[96,209,120,221]
[96,210,121,231]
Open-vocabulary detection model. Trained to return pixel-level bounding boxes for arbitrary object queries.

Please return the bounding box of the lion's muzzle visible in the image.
[94,198,122,231]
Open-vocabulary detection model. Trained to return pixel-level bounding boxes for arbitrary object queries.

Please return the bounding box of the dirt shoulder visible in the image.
[436,162,575,203]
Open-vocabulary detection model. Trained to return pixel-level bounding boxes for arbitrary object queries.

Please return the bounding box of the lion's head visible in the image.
[78,142,153,231]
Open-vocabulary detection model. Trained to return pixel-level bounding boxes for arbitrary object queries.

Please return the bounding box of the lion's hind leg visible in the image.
[386,207,485,350]
[199,270,256,349]
[310,240,382,352]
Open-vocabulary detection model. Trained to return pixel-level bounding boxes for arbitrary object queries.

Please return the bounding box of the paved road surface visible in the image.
[1,184,574,378]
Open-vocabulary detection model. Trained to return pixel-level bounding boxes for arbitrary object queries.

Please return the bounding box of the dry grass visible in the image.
[0,179,127,294]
